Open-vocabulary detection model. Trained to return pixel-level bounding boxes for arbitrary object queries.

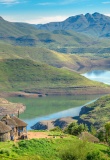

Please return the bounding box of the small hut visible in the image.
[11,116,27,137]
[0,121,12,142]
[79,132,99,143]
[1,115,17,139]
[1,115,27,139]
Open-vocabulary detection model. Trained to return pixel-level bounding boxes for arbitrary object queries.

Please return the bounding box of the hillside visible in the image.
[1,43,110,72]
[36,12,110,38]
[0,58,109,95]
[79,95,110,129]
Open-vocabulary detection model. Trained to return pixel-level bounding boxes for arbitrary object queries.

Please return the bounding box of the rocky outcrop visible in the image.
[31,117,75,130]
[79,106,93,116]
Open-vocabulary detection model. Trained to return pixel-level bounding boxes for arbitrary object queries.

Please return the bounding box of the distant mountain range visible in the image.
[0,13,110,54]
[36,12,110,38]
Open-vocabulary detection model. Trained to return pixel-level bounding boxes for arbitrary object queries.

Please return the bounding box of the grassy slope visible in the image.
[79,95,110,129]
[1,43,110,73]
[0,58,104,92]
[0,135,109,160]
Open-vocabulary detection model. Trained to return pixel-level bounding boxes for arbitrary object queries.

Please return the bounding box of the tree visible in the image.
[97,130,105,142]
[90,125,97,136]
[105,122,110,142]
[65,122,86,136]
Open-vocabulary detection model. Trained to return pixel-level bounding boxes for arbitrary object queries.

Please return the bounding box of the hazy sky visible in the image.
[0,0,110,24]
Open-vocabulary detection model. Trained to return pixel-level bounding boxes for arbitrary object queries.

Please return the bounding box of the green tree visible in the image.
[97,130,105,142]
[65,122,86,136]
[90,125,97,136]
[105,122,110,142]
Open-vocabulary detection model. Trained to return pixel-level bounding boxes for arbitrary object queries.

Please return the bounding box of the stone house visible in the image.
[0,121,12,142]
[1,115,27,140]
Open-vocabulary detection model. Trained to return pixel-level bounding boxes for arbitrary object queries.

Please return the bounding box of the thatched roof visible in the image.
[79,132,99,143]
[0,121,11,134]
[1,115,17,128]
[11,116,27,127]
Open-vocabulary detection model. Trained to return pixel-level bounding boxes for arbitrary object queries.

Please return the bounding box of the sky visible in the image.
[0,0,110,24]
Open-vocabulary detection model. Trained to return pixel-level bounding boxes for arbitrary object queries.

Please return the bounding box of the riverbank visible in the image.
[0,85,110,99]
[31,117,76,130]
[0,98,26,116]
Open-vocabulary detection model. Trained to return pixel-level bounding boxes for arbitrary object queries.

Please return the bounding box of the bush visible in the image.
[0,148,10,156]
[86,151,106,160]
[50,126,62,132]
[60,141,89,160]
[64,122,87,136]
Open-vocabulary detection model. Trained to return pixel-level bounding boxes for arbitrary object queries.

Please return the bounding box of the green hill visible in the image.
[0,58,109,94]
[1,43,110,73]
[79,95,110,129]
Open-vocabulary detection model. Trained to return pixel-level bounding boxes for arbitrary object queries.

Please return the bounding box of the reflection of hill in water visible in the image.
[87,70,107,76]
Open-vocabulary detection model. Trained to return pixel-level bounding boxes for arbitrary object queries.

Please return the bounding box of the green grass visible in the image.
[0,135,109,160]
[79,95,110,129]
[0,58,106,92]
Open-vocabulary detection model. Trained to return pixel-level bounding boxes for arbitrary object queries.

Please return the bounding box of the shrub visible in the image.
[86,151,106,160]
[0,148,10,156]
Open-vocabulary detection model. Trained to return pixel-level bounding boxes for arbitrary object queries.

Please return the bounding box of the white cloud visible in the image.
[3,15,69,24]
[37,2,56,6]
[28,16,69,24]
[105,14,110,16]
[102,1,110,4]
[36,0,86,6]
[0,0,19,4]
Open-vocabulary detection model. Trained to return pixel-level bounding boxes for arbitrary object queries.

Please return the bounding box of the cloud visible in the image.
[0,0,19,4]
[102,1,110,4]
[37,0,87,6]
[37,2,56,6]
[29,16,69,24]
[3,15,69,24]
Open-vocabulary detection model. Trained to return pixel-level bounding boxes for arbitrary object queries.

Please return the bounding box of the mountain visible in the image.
[1,58,108,95]
[0,15,110,55]
[36,12,110,38]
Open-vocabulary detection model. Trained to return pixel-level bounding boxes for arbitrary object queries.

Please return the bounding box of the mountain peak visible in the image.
[92,12,102,17]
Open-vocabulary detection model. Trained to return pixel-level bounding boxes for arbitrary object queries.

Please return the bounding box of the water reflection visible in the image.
[82,70,110,85]
[24,99,97,130]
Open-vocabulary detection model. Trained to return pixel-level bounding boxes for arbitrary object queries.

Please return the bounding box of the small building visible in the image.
[1,115,27,140]
[0,121,12,142]
[79,132,99,143]
[11,116,27,137]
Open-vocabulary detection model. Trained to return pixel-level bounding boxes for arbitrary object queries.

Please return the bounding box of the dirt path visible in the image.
[27,132,50,139]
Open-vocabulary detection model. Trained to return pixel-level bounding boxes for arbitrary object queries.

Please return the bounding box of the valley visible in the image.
[0,12,110,137]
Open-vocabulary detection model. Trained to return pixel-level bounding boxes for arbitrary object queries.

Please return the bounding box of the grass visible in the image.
[0,58,106,93]
[79,94,110,129]
[0,134,109,160]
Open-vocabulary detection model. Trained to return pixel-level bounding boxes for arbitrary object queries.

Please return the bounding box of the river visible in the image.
[8,70,110,130]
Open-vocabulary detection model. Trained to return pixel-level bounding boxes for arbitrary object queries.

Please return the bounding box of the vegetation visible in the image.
[0,134,110,160]
[64,122,88,136]
[79,95,110,130]
[0,58,106,93]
